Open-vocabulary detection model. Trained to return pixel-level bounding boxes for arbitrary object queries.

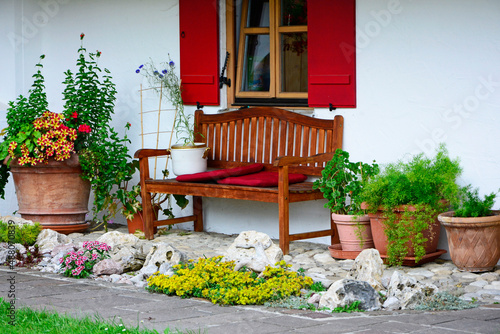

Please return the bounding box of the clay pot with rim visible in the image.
[331,213,374,252]
[438,211,500,272]
[10,154,91,234]
[362,203,441,260]
[127,206,160,234]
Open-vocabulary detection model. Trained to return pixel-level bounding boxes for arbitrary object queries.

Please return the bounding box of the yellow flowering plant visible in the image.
[146,257,313,306]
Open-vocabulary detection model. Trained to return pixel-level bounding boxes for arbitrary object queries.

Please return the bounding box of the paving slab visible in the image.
[2,268,500,334]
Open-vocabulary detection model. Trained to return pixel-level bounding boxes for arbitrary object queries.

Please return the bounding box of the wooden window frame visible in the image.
[230,0,307,105]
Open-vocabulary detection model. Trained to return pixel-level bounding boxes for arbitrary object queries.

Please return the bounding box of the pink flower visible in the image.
[78,124,91,134]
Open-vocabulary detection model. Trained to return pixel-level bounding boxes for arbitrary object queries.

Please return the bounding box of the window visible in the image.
[235,0,308,103]
[179,0,356,109]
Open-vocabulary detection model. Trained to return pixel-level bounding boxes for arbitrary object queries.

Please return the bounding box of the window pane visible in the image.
[281,0,307,26]
[246,0,270,27]
[242,34,270,92]
[281,32,307,92]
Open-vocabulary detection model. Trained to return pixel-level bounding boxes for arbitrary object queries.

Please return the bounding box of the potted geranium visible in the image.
[313,149,379,256]
[360,145,462,266]
[438,186,500,272]
[136,57,209,176]
[0,34,133,233]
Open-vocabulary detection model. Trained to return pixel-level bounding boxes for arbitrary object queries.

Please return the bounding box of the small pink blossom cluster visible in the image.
[59,241,110,279]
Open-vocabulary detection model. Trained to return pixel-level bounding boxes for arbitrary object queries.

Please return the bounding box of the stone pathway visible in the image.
[64,225,500,306]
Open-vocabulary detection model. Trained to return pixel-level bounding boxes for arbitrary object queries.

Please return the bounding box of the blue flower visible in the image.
[139,64,144,69]
[162,69,168,74]
[154,70,159,74]
[159,74,164,78]
[135,69,140,73]
[169,61,175,67]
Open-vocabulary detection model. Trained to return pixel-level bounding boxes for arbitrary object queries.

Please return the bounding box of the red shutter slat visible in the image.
[308,0,356,108]
[179,0,220,106]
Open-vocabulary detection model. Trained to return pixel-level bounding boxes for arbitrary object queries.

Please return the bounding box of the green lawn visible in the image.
[0,298,199,334]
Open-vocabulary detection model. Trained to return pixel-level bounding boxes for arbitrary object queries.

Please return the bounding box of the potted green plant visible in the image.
[0,33,133,233]
[437,186,500,272]
[360,144,462,266]
[313,149,379,254]
[136,57,209,176]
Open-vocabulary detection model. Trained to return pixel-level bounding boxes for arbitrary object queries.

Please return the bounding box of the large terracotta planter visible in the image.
[331,213,374,252]
[10,154,90,234]
[365,204,441,264]
[438,211,500,272]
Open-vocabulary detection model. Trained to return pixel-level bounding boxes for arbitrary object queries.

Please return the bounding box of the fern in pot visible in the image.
[313,149,379,253]
[437,186,500,272]
[359,144,462,266]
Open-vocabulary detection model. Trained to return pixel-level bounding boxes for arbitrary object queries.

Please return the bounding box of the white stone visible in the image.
[224,231,283,273]
[144,243,187,268]
[97,231,139,250]
[109,274,122,283]
[319,279,381,311]
[159,262,174,276]
[386,271,438,310]
[36,229,72,254]
[313,253,336,266]
[382,296,401,311]
[479,272,499,282]
[347,249,384,291]
[406,269,435,278]
[469,280,489,288]
[140,264,159,278]
[307,293,321,304]
[110,246,145,272]
[93,259,123,276]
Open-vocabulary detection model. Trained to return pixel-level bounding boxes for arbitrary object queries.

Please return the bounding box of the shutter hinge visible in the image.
[219,51,231,89]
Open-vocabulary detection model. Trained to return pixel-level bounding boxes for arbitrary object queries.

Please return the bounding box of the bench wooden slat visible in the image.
[137,107,344,254]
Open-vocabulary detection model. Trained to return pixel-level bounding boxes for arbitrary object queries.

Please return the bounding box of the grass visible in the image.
[0,298,202,334]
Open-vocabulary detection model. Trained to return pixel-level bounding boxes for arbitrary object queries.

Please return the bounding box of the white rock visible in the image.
[97,231,139,250]
[36,229,72,254]
[406,269,435,278]
[313,253,336,266]
[224,231,283,273]
[109,274,122,283]
[140,264,159,278]
[386,271,438,310]
[469,280,488,288]
[159,262,174,276]
[319,279,381,311]
[307,293,321,304]
[93,259,123,276]
[144,243,187,268]
[110,246,145,272]
[382,296,401,310]
[347,249,384,291]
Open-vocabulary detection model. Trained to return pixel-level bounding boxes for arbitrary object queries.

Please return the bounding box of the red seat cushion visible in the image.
[216,171,307,187]
[176,163,264,182]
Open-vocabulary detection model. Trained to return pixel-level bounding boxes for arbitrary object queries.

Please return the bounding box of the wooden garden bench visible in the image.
[134,107,343,254]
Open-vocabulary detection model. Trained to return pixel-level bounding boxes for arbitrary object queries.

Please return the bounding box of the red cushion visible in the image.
[176,163,264,182]
[216,171,307,187]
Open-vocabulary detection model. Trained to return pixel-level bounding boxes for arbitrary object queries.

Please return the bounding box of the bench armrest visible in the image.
[134,148,171,159]
[272,152,335,167]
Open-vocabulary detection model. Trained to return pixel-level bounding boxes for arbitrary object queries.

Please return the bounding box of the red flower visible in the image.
[80,33,85,40]
[78,124,91,134]
[71,111,78,119]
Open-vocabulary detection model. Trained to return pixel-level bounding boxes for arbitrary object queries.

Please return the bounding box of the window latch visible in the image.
[196,101,204,110]
[219,51,231,89]
[329,103,337,111]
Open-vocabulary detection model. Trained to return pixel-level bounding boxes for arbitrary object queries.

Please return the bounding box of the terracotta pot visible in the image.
[438,211,500,272]
[10,154,90,234]
[367,205,440,257]
[331,213,374,252]
[127,206,160,234]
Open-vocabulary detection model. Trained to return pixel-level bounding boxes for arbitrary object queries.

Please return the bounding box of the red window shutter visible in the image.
[179,0,219,106]
[308,0,356,108]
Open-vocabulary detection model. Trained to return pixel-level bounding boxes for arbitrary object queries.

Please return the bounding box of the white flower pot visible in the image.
[169,143,210,176]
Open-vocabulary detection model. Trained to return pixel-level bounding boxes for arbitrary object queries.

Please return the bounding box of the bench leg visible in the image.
[193,196,203,232]
[278,166,290,255]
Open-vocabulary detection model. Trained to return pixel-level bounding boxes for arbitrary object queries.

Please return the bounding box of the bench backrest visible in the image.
[194,107,343,176]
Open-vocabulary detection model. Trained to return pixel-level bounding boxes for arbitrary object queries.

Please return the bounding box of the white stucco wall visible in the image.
[1,1,499,257]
